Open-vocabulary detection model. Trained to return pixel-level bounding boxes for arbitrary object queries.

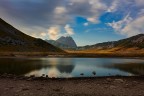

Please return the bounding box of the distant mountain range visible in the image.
[78,34,144,50]
[0,18,64,53]
[46,36,77,49]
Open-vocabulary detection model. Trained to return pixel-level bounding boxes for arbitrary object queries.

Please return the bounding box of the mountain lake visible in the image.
[0,58,144,78]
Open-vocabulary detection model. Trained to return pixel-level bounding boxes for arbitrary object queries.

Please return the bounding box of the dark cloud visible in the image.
[0,0,64,27]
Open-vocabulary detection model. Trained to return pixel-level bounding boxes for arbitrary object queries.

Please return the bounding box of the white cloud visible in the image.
[107,0,119,12]
[107,13,144,37]
[64,24,74,35]
[87,17,99,23]
[138,9,144,16]
[107,13,133,32]
[40,32,47,37]
[84,23,89,26]
[54,6,67,15]
[68,0,107,24]
[121,16,144,36]
[47,26,60,40]
[135,0,144,6]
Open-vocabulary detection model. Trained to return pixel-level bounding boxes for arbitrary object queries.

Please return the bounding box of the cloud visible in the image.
[135,0,144,6]
[0,0,108,39]
[121,16,144,36]
[47,26,60,40]
[107,0,119,12]
[68,0,107,23]
[107,13,133,32]
[87,17,99,23]
[138,9,144,16]
[107,13,144,37]
[40,32,47,37]
[1,0,144,40]
[106,0,136,16]
[54,6,67,15]
[84,23,89,26]
[64,24,74,35]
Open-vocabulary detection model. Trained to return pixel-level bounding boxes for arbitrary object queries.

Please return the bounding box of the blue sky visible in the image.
[0,0,144,46]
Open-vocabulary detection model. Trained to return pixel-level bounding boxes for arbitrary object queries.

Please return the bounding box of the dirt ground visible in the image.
[0,76,144,96]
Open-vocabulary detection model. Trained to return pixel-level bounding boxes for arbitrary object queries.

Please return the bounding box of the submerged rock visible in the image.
[80,73,84,76]
[92,71,96,75]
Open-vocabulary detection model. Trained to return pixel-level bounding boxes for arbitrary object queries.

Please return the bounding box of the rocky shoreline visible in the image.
[0,75,144,96]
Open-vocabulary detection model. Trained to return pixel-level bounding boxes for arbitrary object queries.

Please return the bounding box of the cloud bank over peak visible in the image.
[64,24,75,36]
[47,26,61,40]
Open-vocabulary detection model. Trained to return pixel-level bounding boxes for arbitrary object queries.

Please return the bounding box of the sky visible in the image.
[0,0,144,46]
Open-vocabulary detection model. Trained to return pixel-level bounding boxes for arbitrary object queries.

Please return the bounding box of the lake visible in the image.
[0,58,144,78]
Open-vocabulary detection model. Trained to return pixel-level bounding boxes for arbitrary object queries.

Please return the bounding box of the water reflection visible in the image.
[99,63,144,75]
[0,58,47,75]
[0,58,144,78]
[26,58,75,78]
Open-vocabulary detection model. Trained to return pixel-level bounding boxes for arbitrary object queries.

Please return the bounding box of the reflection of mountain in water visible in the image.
[0,58,75,76]
[0,58,50,75]
[56,58,75,73]
[57,65,75,73]
[101,63,144,75]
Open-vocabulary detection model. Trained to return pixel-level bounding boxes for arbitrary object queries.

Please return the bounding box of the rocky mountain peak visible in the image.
[56,36,77,48]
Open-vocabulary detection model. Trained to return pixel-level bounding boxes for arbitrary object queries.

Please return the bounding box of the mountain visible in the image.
[56,36,77,48]
[79,34,144,50]
[0,18,64,53]
[45,40,70,49]
[46,36,77,49]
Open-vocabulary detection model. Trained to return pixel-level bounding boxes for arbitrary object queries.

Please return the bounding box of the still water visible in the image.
[0,58,144,78]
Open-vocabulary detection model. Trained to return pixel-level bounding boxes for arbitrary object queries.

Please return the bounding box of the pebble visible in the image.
[53,88,60,92]
[37,88,43,90]
[42,74,45,77]
[22,88,29,91]
[114,79,124,83]
[110,85,116,89]
[30,75,35,78]
[106,78,112,82]
[27,78,33,81]
[46,75,48,78]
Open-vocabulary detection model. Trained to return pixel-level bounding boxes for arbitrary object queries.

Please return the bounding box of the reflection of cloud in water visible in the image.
[48,67,60,78]
[24,58,75,77]
[48,67,72,78]
[25,70,41,77]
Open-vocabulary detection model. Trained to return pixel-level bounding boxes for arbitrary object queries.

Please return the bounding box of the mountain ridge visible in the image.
[46,36,77,49]
[78,34,144,50]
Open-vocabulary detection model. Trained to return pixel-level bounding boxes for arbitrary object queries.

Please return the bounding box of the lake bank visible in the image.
[0,52,144,58]
[0,76,144,96]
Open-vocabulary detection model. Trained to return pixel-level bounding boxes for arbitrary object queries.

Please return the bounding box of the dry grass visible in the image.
[0,47,144,57]
[65,47,144,57]
[66,47,144,54]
